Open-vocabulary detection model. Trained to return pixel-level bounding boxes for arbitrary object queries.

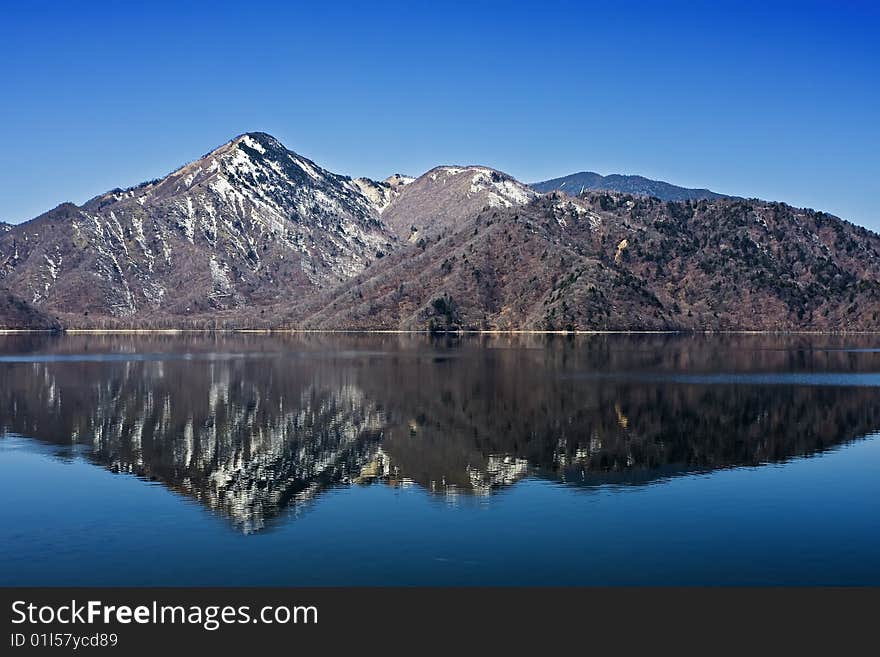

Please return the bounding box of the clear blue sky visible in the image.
[1,1,878,228]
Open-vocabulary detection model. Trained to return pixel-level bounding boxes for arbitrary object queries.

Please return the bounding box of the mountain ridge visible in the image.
[531,171,728,201]
[293,190,880,331]
[1,131,878,331]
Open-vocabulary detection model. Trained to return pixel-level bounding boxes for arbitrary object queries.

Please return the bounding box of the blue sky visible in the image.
[1,1,878,228]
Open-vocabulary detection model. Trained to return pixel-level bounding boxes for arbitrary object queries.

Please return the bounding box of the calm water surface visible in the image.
[1,333,878,585]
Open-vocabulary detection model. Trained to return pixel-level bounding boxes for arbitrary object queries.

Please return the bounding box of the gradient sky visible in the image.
[1,1,878,229]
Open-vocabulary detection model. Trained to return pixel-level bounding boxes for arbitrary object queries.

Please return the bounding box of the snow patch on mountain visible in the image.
[208,255,236,306]
[430,167,465,180]
[468,168,537,207]
[551,197,602,230]
[421,166,536,208]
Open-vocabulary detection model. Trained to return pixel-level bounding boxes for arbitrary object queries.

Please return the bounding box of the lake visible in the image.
[1,332,878,585]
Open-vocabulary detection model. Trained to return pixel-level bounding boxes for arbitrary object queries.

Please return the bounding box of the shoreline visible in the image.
[2,328,880,336]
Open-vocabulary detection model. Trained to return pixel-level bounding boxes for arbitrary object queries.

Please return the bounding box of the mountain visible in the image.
[532,171,727,201]
[382,165,537,239]
[3,131,879,331]
[0,132,392,323]
[297,190,880,331]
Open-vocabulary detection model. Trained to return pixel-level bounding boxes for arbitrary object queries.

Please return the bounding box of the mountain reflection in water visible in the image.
[2,332,880,533]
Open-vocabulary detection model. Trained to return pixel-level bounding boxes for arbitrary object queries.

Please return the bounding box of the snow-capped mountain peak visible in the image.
[0,132,392,319]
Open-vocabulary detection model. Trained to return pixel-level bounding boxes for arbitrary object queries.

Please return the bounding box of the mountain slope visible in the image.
[382,166,537,239]
[0,133,394,322]
[295,195,672,330]
[3,135,879,331]
[0,287,59,329]
[532,171,726,201]
[297,191,880,331]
